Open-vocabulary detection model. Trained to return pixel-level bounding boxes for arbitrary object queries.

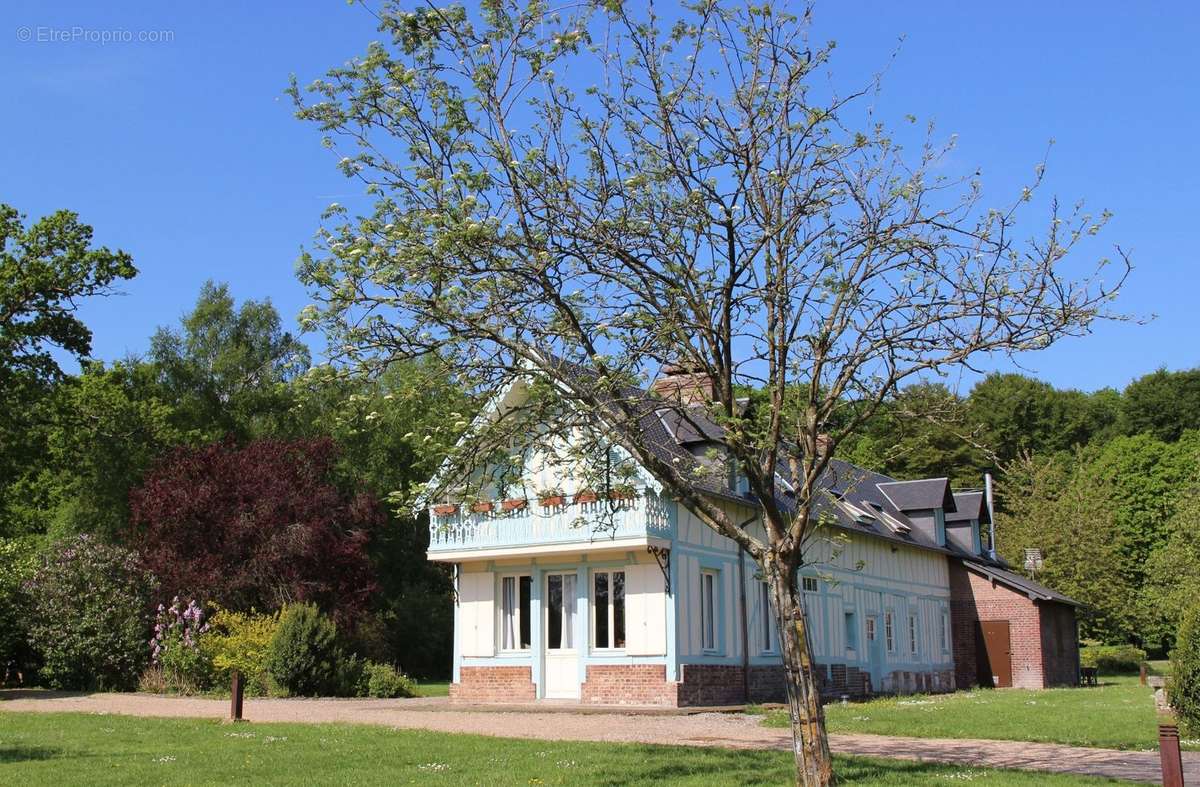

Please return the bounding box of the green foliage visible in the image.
[201,606,280,695]
[267,603,339,696]
[0,536,41,681]
[360,661,417,698]
[1079,644,1146,673]
[26,534,156,690]
[1170,602,1200,736]
[149,280,309,440]
[1122,368,1200,442]
[1143,481,1200,650]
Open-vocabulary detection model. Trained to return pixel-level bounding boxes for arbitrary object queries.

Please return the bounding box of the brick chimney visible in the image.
[650,362,717,406]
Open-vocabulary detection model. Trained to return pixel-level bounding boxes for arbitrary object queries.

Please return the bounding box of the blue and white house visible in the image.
[426,367,1014,706]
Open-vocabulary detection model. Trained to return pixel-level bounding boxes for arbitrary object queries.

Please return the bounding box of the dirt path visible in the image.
[2,690,1192,783]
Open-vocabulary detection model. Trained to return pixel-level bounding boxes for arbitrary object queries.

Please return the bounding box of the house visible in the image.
[425,366,1080,705]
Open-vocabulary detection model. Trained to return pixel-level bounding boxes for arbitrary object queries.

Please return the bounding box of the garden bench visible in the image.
[1079,667,1099,686]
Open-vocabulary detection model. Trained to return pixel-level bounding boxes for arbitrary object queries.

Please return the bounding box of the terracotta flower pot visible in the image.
[574,491,598,504]
[432,504,459,516]
[608,488,637,500]
[470,501,495,513]
[501,498,527,512]
[539,495,566,507]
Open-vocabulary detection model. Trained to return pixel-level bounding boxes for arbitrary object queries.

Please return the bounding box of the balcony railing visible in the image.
[427,491,674,554]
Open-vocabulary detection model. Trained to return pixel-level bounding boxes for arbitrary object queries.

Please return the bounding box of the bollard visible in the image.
[1160,724,1184,787]
[230,670,244,722]
[1141,663,1148,686]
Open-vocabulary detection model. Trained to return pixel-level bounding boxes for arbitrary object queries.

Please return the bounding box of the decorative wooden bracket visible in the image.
[647,545,670,593]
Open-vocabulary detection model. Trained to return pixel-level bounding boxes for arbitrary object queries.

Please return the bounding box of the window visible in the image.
[700,570,718,651]
[546,573,576,650]
[759,582,775,653]
[884,611,896,652]
[940,611,950,652]
[908,613,919,657]
[971,518,983,555]
[934,509,947,547]
[865,616,877,643]
[802,576,818,593]
[844,610,858,652]
[592,570,626,649]
[499,575,532,651]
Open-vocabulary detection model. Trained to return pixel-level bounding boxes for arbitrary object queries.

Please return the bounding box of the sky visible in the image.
[3,1,1197,394]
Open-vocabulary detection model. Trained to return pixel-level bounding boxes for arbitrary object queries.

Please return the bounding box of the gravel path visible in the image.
[2,690,1194,783]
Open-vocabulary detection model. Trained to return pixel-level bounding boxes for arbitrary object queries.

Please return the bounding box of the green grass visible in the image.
[757,674,1166,750]
[0,711,1130,785]
[413,680,450,697]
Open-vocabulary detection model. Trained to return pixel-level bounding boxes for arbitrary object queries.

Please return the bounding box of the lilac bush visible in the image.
[25,534,156,690]
[149,597,212,692]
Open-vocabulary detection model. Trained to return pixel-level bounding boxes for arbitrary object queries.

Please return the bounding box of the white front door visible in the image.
[543,572,579,699]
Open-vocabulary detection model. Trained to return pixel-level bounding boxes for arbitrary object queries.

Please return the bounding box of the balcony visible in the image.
[426,491,675,559]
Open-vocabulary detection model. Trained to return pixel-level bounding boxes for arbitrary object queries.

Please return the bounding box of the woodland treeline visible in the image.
[2,206,1196,679]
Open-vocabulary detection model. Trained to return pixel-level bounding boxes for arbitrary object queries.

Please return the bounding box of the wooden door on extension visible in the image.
[977,620,1012,688]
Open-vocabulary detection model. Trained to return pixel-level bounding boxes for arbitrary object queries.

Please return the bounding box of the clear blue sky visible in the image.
[4,1,1197,393]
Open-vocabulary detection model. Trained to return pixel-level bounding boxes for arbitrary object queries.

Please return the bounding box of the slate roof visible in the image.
[962,559,1080,606]
[946,490,989,524]
[878,478,957,513]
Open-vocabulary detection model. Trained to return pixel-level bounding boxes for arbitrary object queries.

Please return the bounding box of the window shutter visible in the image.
[459,571,495,657]
[625,564,666,656]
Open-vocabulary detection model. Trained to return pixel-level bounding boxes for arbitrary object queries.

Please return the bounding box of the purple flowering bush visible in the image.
[25,534,156,690]
[148,596,212,693]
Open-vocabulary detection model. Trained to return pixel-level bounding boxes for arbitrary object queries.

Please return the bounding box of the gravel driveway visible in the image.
[2,690,1194,783]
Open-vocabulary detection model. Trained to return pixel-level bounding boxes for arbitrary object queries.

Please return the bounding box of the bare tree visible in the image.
[291,1,1128,782]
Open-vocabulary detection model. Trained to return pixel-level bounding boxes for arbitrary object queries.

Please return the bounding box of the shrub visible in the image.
[1171,602,1200,735]
[1079,644,1147,673]
[201,607,279,696]
[149,598,211,693]
[25,535,156,690]
[361,661,416,698]
[267,603,338,696]
[0,537,41,684]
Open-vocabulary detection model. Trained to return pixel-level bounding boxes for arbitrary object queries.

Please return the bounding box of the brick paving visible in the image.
[2,689,1194,782]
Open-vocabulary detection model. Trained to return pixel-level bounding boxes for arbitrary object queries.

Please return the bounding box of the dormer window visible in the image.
[835,497,876,526]
[867,502,911,535]
[934,508,947,547]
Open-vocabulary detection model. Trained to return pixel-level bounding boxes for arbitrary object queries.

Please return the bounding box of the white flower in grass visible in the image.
[152,755,177,763]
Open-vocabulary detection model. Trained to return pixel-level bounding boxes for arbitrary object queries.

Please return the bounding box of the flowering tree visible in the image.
[130,438,382,621]
[291,2,1128,782]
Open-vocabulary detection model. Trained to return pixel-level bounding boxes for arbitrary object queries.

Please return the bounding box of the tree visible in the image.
[291,3,1126,782]
[1121,367,1200,442]
[129,438,382,621]
[0,204,136,504]
[149,281,310,440]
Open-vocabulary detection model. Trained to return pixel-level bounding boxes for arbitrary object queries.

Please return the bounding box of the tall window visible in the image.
[700,570,718,651]
[865,616,877,644]
[593,570,626,649]
[908,613,919,657]
[802,576,818,593]
[546,573,576,650]
[500,575,532,651]
[884,611,896,652]
[759,582,775,652]
[940,611,950,652]
[844,610,858,652]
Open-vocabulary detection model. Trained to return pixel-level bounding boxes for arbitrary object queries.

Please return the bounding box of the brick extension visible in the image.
[949,560,1078,689]
[581,664,677,706]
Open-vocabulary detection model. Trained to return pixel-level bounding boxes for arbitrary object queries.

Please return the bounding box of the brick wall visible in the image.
[450,666,536,702]
[949,560,1078,690]
[748,665,786,703]
[677,664,745,706]
[1039,602,1080,687]
[580,664,678,706]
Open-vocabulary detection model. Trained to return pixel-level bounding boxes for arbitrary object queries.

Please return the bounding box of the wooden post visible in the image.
[1160,724,1184,787]
[1141,663,1148,686]
[230,670,244,722]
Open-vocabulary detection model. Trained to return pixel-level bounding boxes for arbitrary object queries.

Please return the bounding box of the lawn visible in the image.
[413,680,450,697]
[0,712,1131,786]
[757,674,1166,751]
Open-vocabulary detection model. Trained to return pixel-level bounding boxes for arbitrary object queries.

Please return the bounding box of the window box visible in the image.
[470,501,495,513]
[432,504,459,516]
[501,498,527,512]
[574,490,598,504]
[607,486,637,501]
[539,494,566,507]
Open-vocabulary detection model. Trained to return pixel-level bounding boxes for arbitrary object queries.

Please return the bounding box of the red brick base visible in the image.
[450,666,536,702]
[581,664,678,706]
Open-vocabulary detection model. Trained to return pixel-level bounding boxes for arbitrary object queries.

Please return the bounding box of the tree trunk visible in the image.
[766,559,835,786]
